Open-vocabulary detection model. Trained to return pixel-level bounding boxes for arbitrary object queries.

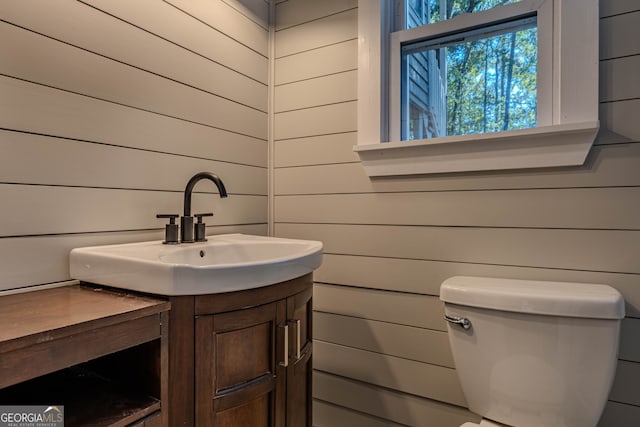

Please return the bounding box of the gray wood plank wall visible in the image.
[0,0,269,292]
[273,0,640,425]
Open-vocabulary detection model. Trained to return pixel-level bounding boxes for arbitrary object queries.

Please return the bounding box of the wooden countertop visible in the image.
[0,285,170,388]
[0,285,169,352]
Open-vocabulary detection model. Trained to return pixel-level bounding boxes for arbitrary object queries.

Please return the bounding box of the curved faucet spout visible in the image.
[183,172,228,217]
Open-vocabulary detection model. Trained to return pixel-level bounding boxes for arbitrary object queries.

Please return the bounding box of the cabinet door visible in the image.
[286,287,313,427]
[195,301,287,427]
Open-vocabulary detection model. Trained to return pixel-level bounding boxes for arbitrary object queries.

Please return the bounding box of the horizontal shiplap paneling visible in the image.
[0,185,265,237]
[620,318,640,361]
[313,399,405,427]
[275,8,357,58]
[0,14,267,118]
[315,254,640,319]
[276,187,640,229]
[275,70,357,112]
[610,360,640,406]
[314,283,447,331]
[220,0,269,31]
[600,0,638,18]
[275,143,640,194]
[0,130,266,195]
[275,0,357,31]
[314,340,466,407]
[274,101,356,140]
[273,0,640,425]
[314,371,479,427]
[167,0,269,56]
[288,224,640,320]
[599,401,640,426]
[314,285,640,412]
[278,223,640,275]
[315,285,640,364]
[1,0,267,292]
[274,132,358,167]
[600,10,640,60]
[0,1,267,109]
[600,55,640,102]
[0,21,266,139]
[0,79,267,167]
[314,311,454,367]
[275,39,357,85]
[85,0,268,85]
[610,361,640,410]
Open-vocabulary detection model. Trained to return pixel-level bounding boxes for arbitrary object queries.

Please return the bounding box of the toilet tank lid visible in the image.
[440,276,625,319]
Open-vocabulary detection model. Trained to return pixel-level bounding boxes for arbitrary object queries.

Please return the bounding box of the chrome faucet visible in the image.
[180,172,228,243]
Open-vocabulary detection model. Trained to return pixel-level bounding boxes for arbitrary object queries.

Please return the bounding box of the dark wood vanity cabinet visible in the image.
[285,286,313,427]
[168,274,313,427]
[195,300,285,426]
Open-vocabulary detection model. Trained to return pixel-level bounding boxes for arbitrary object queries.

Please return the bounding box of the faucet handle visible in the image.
[194,213,213,222]
[157,214,180,244]
[157,214,179,221]
[194,213,213,242]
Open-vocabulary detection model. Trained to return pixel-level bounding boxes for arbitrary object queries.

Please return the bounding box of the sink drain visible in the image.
[199,250,205,258]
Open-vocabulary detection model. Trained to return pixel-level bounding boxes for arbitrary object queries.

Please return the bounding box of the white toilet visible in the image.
[440,276,625,427]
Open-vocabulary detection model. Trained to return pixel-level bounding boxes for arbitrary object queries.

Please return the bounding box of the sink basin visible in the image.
[70,234,323,295]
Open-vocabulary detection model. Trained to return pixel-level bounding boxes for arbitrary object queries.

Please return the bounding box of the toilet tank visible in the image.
[440,276,625,427]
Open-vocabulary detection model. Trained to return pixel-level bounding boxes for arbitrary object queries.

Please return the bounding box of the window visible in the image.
[355,0,599,176]
[399,11,538,140]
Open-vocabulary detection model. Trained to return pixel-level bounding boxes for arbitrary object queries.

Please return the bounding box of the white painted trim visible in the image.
[357,0,387,146]
[535,0,553,125]
[268,0,276,236]
[557,0,600,123]
[389,29,401,141]
[354,121,599,176]
[356,0,599,175]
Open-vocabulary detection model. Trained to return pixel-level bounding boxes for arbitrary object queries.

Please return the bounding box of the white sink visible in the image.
[69,234,323,295]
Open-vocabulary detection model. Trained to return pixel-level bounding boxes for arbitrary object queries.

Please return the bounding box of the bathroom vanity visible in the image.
[0,274,313,427]
[65,233,322,426]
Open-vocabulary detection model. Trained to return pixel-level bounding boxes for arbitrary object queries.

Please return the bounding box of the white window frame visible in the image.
[354,0,599,176]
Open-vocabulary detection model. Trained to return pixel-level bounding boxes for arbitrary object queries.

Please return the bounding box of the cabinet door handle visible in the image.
[279,324,289,367]
[294,319,301,360]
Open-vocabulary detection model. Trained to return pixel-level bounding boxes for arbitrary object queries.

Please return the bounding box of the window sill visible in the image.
[353,121,599,176]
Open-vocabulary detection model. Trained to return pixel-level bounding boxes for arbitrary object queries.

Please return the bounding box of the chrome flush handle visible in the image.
[444,314,472,329]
